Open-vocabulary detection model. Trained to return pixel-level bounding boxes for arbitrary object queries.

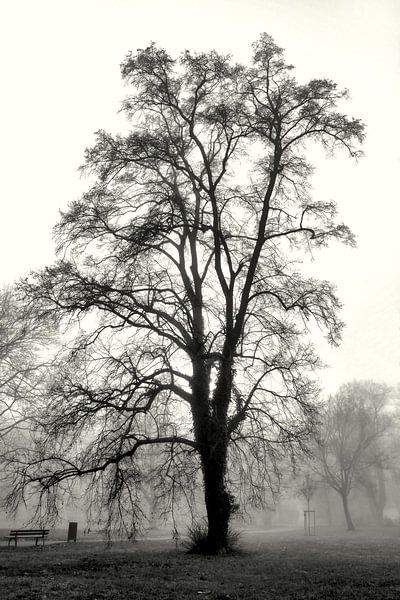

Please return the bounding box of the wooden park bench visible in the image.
[4,528,49,548]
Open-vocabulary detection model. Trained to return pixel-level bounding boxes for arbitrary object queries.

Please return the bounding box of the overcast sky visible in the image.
[0,0,399,393]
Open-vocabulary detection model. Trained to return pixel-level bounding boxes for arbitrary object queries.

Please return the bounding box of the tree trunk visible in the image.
[359,467,386,526]
[202,438,232,554]
[191,351,235,554]
[363,481,383,526]
[341,493,355,531]
[376,466,386,525]
[364,486,379,524]
[323,485,332,527]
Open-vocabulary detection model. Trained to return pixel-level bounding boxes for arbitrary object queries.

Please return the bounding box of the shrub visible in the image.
[184,520,241,555]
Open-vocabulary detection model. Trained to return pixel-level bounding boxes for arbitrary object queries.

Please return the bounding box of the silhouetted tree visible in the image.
[9,35,364,553]
[315,381,392,530]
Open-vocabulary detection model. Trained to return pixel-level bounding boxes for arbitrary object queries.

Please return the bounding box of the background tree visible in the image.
[0,286,53,517]
[315,381,392,530]
[356,443,388,526]
[8,35,364,553]
[0,286,49,439]
[355,402,400,526]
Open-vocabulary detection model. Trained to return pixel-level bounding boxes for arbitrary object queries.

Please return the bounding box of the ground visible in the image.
[1,529,400,599]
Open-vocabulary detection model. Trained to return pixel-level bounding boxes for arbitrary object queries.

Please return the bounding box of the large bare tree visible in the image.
[9,35,364,553]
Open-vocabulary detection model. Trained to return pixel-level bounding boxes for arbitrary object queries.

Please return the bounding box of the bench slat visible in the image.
[9,530,49,534]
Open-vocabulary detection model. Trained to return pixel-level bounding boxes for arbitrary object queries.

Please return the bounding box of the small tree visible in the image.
[9,35,364,553]
[298,473,317,512]
[315,381,392,530]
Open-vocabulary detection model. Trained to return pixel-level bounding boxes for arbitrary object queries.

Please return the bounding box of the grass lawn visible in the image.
[1,529,400,599]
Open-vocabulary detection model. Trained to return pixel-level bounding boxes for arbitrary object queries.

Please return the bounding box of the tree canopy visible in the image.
[8,34,364,553]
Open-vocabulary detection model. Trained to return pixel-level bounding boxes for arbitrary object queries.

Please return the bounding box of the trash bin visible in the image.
[67,522,78,542]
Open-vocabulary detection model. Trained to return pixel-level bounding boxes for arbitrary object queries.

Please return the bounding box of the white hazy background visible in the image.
[0,0,399,393]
